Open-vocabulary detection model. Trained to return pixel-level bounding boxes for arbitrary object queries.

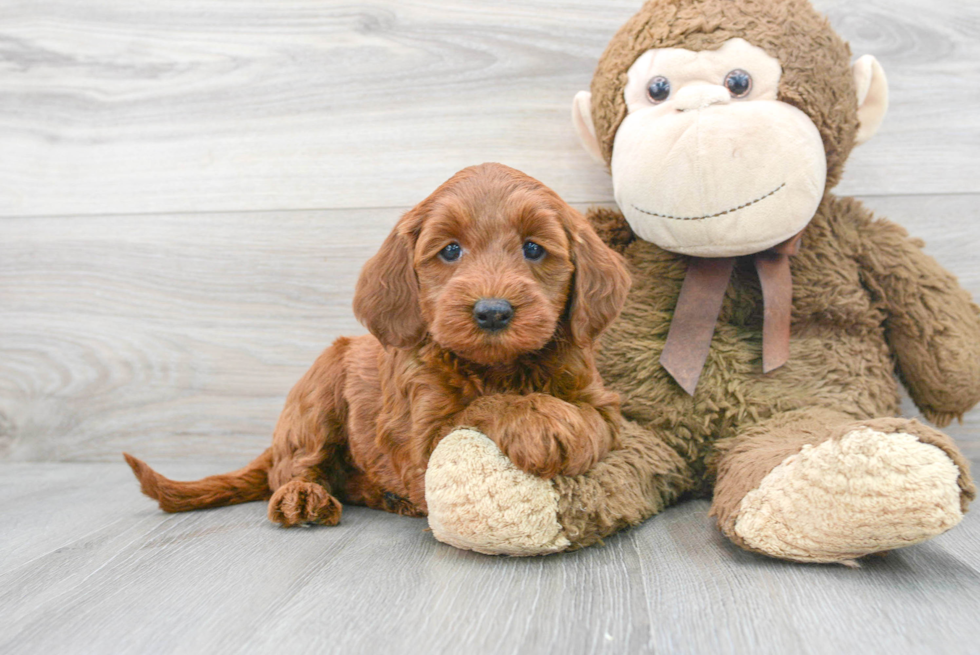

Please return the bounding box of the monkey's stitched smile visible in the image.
[631,182,786,221]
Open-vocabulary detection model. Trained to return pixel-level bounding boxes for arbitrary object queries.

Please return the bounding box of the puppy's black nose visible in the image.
[473,299,513,332]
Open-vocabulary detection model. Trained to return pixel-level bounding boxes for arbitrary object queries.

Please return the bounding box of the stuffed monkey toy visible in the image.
[423,0,980,563]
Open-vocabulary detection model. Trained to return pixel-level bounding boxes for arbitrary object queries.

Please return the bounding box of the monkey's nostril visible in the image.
[473,299,513,332]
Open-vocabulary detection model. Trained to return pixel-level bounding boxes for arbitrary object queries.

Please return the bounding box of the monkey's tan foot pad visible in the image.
[734,428,963,563]
[425,429,571,556]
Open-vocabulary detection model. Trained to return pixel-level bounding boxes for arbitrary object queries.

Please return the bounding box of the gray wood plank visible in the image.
[2,196,979,462]
[1,461,978,655]
[1,0,978,219]
[0,208,387,461]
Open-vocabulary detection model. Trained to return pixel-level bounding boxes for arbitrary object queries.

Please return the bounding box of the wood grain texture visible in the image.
[0,0,978,218]
[1,461,979,655]
[0,208,388,461]
[2,196,979,462]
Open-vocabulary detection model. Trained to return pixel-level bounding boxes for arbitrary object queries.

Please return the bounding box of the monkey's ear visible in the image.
[352,210,427,349]
[572,91,606,166]
[853,55,889,146]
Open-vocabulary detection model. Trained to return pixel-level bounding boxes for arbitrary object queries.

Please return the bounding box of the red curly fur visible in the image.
[124,163,631,526]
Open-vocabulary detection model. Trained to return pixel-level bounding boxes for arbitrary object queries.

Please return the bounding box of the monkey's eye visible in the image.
[646,76,671,104]
[724,69,752,98]
[522,241,545,261]
[439,242,462,262]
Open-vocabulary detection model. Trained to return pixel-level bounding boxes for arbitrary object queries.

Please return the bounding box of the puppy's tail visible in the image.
[123,449,274,513]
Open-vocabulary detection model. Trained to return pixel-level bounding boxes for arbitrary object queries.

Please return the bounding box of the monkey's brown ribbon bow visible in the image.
[659,233,803,395]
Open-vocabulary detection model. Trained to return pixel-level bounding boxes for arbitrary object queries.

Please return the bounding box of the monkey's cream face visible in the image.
[612,38,826,257]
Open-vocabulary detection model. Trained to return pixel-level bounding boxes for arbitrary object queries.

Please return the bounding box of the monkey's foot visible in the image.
[733,428,965,563]
[425,429,571,556]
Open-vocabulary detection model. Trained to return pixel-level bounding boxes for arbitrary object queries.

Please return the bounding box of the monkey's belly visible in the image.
[599,322,901,448]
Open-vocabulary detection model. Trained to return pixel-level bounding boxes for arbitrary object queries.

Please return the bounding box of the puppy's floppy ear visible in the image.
[353,208,427,349]
[566,208,631,345]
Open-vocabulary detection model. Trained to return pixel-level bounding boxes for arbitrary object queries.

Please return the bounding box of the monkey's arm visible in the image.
[855,209,980,427]
[585,207,634,254]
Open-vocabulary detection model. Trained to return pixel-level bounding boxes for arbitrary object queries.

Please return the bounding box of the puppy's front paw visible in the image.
[268,480,342,527]
[495,424,577,479]
[493,396,607,479]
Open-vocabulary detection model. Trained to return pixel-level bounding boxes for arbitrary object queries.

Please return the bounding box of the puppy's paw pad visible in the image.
[734,429,963,562]
[425,429,570,556]
[268,480,342,527]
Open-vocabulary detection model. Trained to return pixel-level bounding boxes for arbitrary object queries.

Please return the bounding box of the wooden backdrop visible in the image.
[2,0,978,463]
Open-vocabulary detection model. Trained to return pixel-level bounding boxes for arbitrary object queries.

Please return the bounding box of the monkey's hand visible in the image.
[857,209,980,427]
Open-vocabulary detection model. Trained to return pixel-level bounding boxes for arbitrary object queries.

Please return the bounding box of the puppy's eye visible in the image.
[439,242,462,262]
[646,76,671,104]
[522,241,545,261]
[724,69,752,98]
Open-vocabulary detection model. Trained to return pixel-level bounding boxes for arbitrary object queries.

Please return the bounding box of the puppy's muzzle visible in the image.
[473,299,513,332]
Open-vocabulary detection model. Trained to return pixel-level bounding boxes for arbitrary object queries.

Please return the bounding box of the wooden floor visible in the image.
[3,459,980,655]
[2,1,980,653]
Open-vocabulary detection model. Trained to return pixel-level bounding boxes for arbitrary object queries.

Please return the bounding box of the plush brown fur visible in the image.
[125,163,630,526]
[535,0,980,552]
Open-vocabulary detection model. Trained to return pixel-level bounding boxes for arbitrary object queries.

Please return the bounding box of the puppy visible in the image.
[124,163,631,526]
